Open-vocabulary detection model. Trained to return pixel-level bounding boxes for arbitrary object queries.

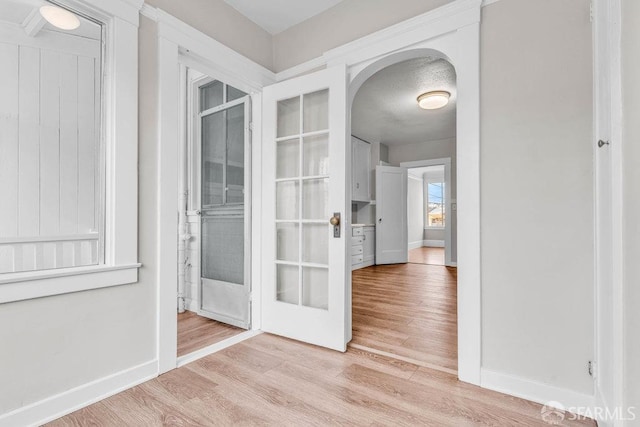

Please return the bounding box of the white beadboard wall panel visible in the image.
[39,49,62,237]
[0,29,101,274]
[77,55,97,234]
[18,45,41,238]
[0,43,19,239]
[59,53,80,235]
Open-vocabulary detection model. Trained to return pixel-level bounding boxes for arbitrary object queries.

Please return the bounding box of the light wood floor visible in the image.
[409,246,445,265]
[49,333,595,426]
[178,311,243,357]
[351,262,457,372]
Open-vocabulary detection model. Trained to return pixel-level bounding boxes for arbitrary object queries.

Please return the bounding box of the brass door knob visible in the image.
[330,215,340,226]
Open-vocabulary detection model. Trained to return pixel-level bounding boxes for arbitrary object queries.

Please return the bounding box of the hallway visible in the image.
[351,261,457,373]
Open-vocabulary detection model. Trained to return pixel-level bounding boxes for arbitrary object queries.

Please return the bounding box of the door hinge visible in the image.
[589,0,593,22]
[249,122,254,131]
[588,360,596,378]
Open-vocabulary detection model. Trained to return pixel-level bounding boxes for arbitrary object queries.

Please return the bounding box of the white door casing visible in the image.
[261,65,349,351]
[375,165,408,264]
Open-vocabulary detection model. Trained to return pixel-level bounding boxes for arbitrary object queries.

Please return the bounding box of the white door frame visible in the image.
[592,0,624,417]
[327,0,483,384]
[149,5,276,373]
[401,158,453,267]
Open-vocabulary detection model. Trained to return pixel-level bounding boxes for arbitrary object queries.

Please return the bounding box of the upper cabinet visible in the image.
[352,136,371,202]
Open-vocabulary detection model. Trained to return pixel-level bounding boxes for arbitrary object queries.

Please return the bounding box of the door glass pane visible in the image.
[302,267,328,309]
[277,96,300,138]
[302,178,329,220]
[277,264,299,305]
[202,111,225,206]
[303,89,329,133]
[202,217,244,285]
[200,80,224,111]
[226,104,244,204]
[302,224,328,265]
[227,85,247,102]
[276,181,299,220]
[277,223,299,262]
[277,138,300,179]
[303,134,329,176]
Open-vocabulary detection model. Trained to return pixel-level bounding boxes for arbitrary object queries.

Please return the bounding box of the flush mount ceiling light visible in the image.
[39,4,80,30]
[417,91,450,110]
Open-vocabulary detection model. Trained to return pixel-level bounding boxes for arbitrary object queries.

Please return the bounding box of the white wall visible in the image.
[407,175,424,248]
[622,0,640,417]
[480,0,594,394]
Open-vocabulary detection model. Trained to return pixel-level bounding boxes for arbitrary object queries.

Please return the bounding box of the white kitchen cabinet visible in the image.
[351,136,371,202]
[352,225,375,270]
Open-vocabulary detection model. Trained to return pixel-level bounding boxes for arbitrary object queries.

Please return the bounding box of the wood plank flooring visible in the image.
[49,333,595,426]
[178,311,243,357]
[409,246,445,265]
[351,262,457,372]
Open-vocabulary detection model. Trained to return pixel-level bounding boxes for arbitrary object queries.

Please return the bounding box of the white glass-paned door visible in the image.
[262,65,348,351]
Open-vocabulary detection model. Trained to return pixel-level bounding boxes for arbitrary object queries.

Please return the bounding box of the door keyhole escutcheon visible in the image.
[330,213,341,237]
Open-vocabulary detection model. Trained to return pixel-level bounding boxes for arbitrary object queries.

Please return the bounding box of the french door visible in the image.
[261,65,348,351]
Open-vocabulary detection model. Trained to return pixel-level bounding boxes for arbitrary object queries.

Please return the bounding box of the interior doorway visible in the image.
[349,56,459,374]
[176,67,251,358]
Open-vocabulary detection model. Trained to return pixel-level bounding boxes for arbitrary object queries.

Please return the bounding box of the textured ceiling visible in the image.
[224,0,343,34]
[352,57,457,146]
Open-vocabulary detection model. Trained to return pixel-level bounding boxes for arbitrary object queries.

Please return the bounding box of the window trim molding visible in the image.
[0,0,143,303]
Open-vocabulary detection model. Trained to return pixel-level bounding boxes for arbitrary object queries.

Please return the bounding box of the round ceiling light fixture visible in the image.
[417,91,450,110]
[39,5,80,31]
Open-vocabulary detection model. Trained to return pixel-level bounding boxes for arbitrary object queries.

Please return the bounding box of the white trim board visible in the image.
[424,240,445,248]
[0,360,157,427]
[481,369,598,419]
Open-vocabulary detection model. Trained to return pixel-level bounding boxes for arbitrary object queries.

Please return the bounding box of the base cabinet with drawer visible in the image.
[352,225,375,270]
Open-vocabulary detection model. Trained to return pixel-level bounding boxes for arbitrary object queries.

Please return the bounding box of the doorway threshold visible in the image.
[177,329,263,368]
[348,342,458,376]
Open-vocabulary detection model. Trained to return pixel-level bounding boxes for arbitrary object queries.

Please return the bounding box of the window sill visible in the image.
[0,263,142,304]
[424,227,445,230]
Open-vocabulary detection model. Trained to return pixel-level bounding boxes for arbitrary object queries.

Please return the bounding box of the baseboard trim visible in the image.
[0,360,157,427]
[480,368,597,418]
[423,239,445,247]
[408,240,424,250]
[177,329,262,368]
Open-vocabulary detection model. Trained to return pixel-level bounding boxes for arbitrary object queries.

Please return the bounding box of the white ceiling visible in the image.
[224,0,343,34]
[352,57,457,147]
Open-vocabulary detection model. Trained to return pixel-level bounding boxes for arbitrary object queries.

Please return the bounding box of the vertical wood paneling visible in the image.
[18,46,40,237]
[59,53,79,234]
[39,50,61,236]
[3,36,100,273]
[77,56,96,233]
[0,42,19,238]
